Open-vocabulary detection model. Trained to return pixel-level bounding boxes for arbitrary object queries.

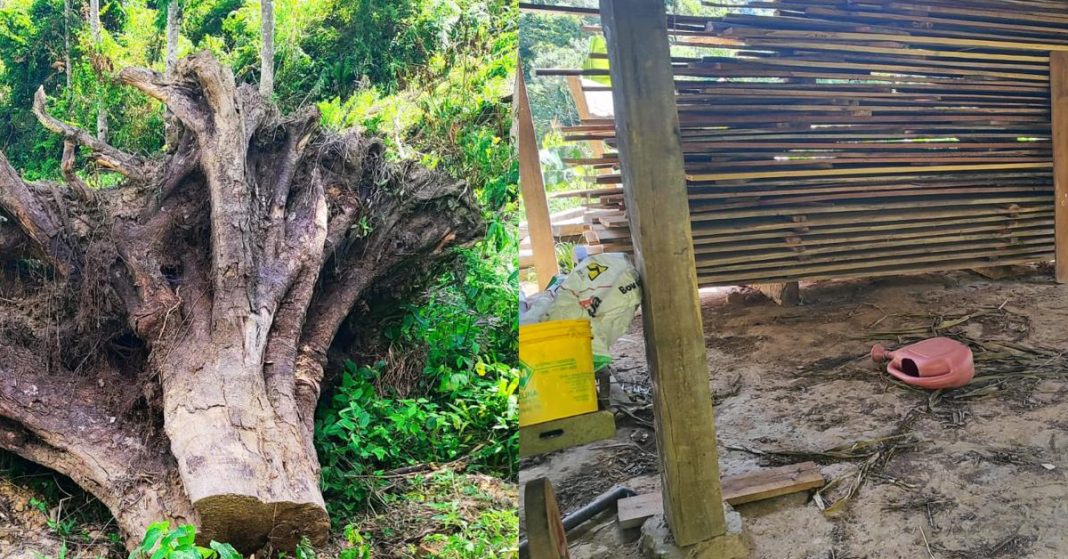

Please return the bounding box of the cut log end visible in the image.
[194,495,330,552]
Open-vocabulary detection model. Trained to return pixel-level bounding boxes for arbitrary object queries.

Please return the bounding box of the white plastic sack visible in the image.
[519,273,567,325]
[519,288,556,325]
[545,253,641,366]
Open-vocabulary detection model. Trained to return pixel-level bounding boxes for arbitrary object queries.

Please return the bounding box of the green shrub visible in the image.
[316,357,517,519]
[334,469,517,558]
[313,0,518,525]
[127,521,241,559]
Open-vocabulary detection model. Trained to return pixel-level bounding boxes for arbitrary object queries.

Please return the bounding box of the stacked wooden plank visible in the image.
[519,207,591,271]
[535,0,1061,286]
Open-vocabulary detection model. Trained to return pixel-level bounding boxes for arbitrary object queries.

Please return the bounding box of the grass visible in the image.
[336,468,518,558]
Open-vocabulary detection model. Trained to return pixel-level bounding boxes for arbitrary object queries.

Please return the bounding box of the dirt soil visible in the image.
[0,476,118,559]
[521,265,1068,559]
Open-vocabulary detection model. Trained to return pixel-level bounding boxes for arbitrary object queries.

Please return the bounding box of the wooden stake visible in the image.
[524,478,570,559]
[517,63,559,289]
[600,0,729,546]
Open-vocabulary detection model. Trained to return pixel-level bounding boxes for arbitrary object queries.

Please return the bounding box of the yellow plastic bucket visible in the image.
[519,319,598,427]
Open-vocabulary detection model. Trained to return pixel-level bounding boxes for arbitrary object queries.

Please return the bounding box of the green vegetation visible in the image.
[2,452,121,555]
[123,522,322,559]
[337,469,518,558]
[127,522,241,559]
[0,0,517,556]
[312,0,519,548]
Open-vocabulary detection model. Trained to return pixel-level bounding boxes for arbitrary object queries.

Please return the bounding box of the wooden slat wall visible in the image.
[539,0,1062,286]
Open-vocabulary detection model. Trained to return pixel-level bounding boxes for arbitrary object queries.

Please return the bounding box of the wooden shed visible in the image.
[519,1,1068,557]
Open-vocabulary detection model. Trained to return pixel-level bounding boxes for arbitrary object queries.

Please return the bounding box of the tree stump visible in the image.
[0,52,482,552]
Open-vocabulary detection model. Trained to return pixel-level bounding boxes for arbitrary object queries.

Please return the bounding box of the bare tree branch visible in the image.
[143,129,199,218]
[0,346,198,546]
[271,107,321,212]
[61,141,96,203]
[118,66,206,132]
[33,87,147,182]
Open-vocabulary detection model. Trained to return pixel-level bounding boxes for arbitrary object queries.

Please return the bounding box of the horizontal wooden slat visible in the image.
[617,462,825,530]
[540,0,1059,286]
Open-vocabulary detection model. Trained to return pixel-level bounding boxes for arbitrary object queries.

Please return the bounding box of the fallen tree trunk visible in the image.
[0,51,482,552]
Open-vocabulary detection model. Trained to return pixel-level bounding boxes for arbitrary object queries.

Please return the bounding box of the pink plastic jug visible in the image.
[871,337,974,390]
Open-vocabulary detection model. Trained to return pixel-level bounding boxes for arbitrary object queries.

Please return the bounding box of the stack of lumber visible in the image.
[519,207,591,271]
[534,0,1060,286]
[583,208,632,253]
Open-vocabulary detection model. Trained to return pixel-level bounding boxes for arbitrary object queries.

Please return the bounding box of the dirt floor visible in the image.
[521,264,1068,559]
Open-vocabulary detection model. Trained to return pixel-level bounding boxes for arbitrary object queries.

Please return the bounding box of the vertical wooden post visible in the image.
[517,63,560,289]
[599,0,727,546]
[1051,52,1068,284]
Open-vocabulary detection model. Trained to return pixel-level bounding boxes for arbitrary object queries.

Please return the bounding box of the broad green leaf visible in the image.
[209,541,243,559]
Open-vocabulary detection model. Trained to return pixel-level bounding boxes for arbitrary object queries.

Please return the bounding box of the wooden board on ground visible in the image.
[519,410,616,457]
[970,266,1018,280]
[752,282,800,306]
[616,462,826,530]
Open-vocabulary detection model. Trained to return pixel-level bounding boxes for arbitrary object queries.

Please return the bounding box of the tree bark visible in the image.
[260,0,274,98]
[89,0,107,141]
[164,0,181,149]
[0,51,482,553]
[63,0,72,94]
[166,1,179,77]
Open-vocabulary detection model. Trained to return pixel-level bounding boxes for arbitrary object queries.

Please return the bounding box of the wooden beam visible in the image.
[1051,51,1068,284]
[517,63,560,289]
[688,162,1053,183]
[519,2,598,17]
[617,462,826,530]
[518,410,616,457]
[599,0,727,546]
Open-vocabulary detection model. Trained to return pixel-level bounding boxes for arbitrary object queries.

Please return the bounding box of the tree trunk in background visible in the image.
[89,0,107,141]
[0,52,482,553]
[164,0,181,147]
[63,0,71,93]
[260,0,274,97]
[166,1,179,77]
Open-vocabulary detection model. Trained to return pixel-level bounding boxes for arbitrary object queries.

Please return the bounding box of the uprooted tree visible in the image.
[0,52,482,552]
